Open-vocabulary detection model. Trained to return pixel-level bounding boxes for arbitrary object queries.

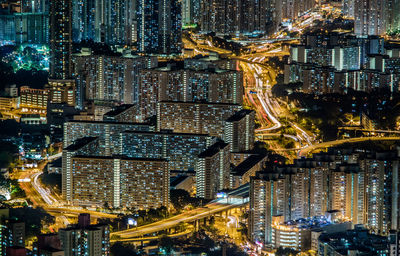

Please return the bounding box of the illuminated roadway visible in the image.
[299,136,400,157]
[111,229,194,243]
[241,60,316,150]
[112,198,247,239]
[47,152,62,161]
[17,163,117,228]
[15,4,375,237]
[110,4,383,246]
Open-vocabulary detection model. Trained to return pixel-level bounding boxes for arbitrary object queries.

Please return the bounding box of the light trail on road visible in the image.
[32,171,59,206]
[257,93,282,131]
[112,198,246,239]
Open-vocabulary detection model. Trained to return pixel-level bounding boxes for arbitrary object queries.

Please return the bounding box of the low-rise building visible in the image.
[0,97,19,112]
[19,86,48,114]
[318,225,389,256]
[272,216,351,252]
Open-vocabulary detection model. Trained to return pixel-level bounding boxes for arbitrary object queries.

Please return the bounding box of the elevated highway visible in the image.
[299,136,400,157]
[112,185,250,239]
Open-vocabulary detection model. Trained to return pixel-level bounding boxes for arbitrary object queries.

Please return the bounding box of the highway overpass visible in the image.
[299,136,400,157]
[112,187,249,239]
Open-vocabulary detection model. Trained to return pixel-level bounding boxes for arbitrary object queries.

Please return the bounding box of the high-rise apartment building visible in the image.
[157,101,242,137]
[72,0,95,42]
[74,0,130,44]
[137,0,182,55]
[14,13,49,44]
[72,0,132,45]
[329,164,366,223]
[62,137,100,202]
[195,142,230,199]
[387,0,400,33]
[66,155,169,208]
[103,105,138,123]
[182,0,201,25]
[354,0,386,35]
[249,148,400,249]
[249,172,289,245]
[59,215,110,256]
[290,166,311,220]
[73,50,158,108]
[0,13,15,43]
[0,209,26,256]
[49,0,72,80]
[184,55,240,71]
[286,33,393,94]
[201,0,271,35]
[342,0,355,17]
[139,66,243,121]
[240,0,268,34]
[49,0,76,108]
[231,154,268,189]
[224,109,255,152]
[200,0,315,35]
[62,137,169,208]
[362,155,399,235]
[281,0,316,20]
[120,130,214,171]
[0,10,49,45]
[98,0,128,45]
[21,0,48,13]
[63,120,155,155]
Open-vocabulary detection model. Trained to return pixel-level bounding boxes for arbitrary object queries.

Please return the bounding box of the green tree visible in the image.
[11,207,55,239]
[170,189,191,210]
[275,247,299,256]
[158,235,174,255]
[110,242,138,256]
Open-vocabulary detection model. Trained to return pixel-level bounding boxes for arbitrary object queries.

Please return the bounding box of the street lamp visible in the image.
[127,218,137,229]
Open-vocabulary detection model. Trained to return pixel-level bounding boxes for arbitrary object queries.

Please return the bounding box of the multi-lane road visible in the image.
[112,199,246,239]
[240,60,316,152]
[299,136,400,157]
[15,4,396,239]
[16,162,117,230]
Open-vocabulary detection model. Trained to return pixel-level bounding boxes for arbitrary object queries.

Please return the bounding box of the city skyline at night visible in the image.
[1,0,400,255]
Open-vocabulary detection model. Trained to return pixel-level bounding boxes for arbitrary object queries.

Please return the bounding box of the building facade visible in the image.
[157,101,242,137]
[73,51,157,108]
[14,13,49,44]
[137,0,182,55]
[67,156,169,209]
[224,109,255,152]
[120,130,214,171]
[195,142,230,199]
[59,220,110,256]
[63,120,155,155]
[49,0,72,80]
[354,0,386,36]
[19,86,48,114]
[139,66,243,121]
[249,148,400,249]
